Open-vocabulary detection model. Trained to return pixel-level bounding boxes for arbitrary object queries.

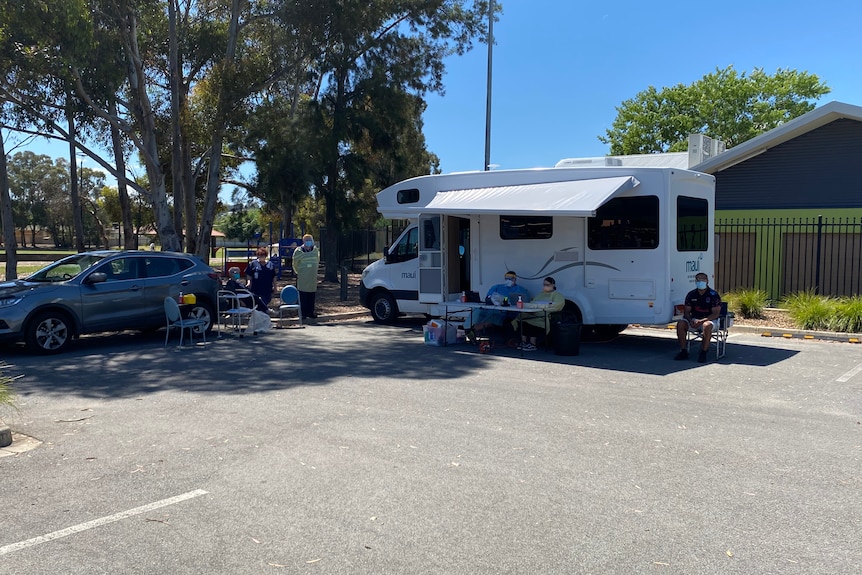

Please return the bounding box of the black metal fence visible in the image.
[716,216,862,302]
[323,223,409,273]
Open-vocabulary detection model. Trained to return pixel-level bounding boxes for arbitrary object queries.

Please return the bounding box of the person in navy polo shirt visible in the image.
[674,272,722,363]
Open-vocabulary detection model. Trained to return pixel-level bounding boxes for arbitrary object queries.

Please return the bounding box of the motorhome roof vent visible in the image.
[555,157,623,168]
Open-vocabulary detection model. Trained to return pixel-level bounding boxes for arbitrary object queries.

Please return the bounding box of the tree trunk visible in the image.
[66,108,85,253]
[0,131,18,280]
[196,0,242,263]
[169,0,186,252]
[109,99,135,249]
[122,9,180,252]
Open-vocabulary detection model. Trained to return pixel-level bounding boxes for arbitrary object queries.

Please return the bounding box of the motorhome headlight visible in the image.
[361,268,368,279]
[0,296,22,307]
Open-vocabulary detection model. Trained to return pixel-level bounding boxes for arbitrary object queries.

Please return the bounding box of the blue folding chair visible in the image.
[278,285,303,328]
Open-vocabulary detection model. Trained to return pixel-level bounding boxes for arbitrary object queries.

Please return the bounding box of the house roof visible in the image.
[693,101,862,173]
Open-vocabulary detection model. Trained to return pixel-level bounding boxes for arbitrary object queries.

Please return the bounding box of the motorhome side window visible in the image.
[392,227,419,261]
[588,196,659,250]
[499,216,553,240]
[676,196,708,251]
[396,189,420,204]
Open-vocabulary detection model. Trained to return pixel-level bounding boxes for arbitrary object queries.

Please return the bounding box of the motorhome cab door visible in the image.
[418,216,445,303]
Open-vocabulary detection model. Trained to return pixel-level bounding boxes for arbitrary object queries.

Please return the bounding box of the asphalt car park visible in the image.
[1,323,860,574]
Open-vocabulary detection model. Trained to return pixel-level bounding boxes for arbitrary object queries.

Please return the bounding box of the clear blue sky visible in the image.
[424,0,862,172]
[12,0,862,188]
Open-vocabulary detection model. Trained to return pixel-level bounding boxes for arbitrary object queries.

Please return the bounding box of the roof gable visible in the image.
[694,101,862,173]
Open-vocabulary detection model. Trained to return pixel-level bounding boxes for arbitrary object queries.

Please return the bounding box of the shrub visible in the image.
[782,290,835,331]
[829,296,862,333]
[725,288,769,319]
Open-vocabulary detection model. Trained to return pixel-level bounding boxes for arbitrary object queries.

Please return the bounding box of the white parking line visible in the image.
[0,489,208,556]
[836,364,862,383]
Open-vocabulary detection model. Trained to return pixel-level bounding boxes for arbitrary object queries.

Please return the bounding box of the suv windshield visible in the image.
[27,254,107,282]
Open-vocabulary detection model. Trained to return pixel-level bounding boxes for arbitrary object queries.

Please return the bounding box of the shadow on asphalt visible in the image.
[1,318,799,399]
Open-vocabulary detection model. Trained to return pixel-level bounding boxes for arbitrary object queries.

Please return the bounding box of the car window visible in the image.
[144,256,191,278]
[28,254,105,281]
[94,257,140,281]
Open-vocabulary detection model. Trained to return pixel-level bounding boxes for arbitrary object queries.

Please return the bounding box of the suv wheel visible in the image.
[187,300,214,334]
[26,310,73,354]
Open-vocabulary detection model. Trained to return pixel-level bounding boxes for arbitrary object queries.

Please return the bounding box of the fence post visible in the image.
[340,265,348,301]
[815,215,823,295]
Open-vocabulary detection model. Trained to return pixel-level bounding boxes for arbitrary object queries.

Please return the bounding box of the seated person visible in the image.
[223,266,246,292]
[469,270,530,341]
[219,266,253,309]
[674,272,722,363]
[512,276,565,351]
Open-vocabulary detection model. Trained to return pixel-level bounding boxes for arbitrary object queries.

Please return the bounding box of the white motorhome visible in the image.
[359,166,715,335]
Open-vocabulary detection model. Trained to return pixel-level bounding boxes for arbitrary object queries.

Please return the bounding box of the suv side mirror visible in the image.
[85,272,107,284]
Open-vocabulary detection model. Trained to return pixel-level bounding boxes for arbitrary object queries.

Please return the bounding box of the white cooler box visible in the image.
[423,320,465,346]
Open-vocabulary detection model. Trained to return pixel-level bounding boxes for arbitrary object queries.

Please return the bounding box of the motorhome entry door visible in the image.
[418,216,445,303]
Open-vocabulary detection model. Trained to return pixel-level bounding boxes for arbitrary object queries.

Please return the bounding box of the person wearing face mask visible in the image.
[245,247,278,313]
[224,266,246,292]
[674,272,722,362]
[292,234,320,319]
[468,271,530,340]
[512,276,565,351]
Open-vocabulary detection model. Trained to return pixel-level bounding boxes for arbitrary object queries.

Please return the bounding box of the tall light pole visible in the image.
[483,1,494,171]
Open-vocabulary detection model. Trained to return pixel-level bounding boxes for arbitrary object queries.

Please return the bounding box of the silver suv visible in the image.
[0,250,220,354]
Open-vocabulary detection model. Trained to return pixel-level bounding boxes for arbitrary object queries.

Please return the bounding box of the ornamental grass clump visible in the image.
[783,290,835,331]
[0,361,21,414]
[828,296,862,333]
[725,288,769,319]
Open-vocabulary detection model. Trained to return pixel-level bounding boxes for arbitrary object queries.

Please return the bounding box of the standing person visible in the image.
[674,272,722,362]
[293,234,320,318]
[245,247,277,313]
[512,276,565,351]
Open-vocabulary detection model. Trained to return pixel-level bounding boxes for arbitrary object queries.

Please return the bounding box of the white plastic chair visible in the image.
[278,285,303,328]
[222,289,255,337]
[164,297,207,348]
[687,301,733,359]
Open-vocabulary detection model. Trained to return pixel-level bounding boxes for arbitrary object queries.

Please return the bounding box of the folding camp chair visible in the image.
[687,301,733,360]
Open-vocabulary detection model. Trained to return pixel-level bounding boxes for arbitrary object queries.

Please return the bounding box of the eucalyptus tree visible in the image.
[600,66,831,154]
[282,0,488,281]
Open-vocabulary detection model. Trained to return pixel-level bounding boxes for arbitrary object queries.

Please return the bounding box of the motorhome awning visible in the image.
[420,176,640,216]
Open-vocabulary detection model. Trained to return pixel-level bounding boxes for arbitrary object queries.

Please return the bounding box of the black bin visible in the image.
[552,322,582,356]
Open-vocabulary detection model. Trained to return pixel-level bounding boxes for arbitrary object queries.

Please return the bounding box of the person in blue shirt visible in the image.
[674,272,722,362]
[245,247,277,313]
[469,270,530,340]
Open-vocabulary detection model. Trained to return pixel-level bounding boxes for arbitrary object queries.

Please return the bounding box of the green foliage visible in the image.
[0,362,19,410]
[828,296,862,333]
[600,66,831,154]
[782,290,836,331]
[725,288,769,319]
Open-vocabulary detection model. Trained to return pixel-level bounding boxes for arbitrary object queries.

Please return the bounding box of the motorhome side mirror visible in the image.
[383,245,392,262]
[85,272,107,284]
